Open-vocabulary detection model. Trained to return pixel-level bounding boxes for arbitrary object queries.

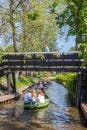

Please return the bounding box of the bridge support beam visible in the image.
[7,70,11,94]
[76,72,82,107]
[12,72,16,93]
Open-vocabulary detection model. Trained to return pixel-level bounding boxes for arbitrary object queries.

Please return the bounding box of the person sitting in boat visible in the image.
[39,81,44,93]
[43,79,47,88]
[37,89,45,104]
[36,80,40,88]
[31,89,37,103]
[24,89,33,103]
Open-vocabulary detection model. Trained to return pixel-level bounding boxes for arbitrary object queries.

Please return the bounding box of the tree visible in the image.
[0,0,59,52]
[0,0,22,52]
[49,0,87,51]
[19,0,59,52]
[9,0,18,52]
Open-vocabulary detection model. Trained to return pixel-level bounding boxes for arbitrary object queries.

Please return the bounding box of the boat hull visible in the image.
[24,96,49,110]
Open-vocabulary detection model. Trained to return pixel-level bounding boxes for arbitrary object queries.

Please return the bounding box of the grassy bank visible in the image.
[0,71,53,94]
[55,73,77,97]
[0,76,37,95]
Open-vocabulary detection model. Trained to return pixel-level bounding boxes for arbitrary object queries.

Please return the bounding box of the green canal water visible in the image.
[0,81,87,130]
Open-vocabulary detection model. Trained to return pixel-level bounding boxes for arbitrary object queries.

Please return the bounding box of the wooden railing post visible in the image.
[12,72,16,93]
[33,54,36,71]
[7,70,11,94]
[76,71,82,107]
[62,53,64,72]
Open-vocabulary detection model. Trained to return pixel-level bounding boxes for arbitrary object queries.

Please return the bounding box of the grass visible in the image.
[16,76,36,88]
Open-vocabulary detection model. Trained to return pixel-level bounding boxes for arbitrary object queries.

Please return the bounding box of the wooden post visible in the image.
[76,72,82,107]
[48,53,50,70]
[33,54,36,71]
[7,70,11,94]
[12,72,16,93]
[62,53,64,72]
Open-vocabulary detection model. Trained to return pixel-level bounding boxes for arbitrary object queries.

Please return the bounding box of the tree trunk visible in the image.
[9,0,18,52]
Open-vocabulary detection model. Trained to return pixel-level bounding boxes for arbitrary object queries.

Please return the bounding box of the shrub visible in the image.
[56,73,77,96]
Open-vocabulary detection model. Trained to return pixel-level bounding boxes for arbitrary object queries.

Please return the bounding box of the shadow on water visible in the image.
[65,89,87,127]
[65,93,76,107]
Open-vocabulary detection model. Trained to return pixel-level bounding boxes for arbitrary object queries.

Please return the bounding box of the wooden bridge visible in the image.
[0,52,87,119]
[0,51,86,107]
[0,51,85,76]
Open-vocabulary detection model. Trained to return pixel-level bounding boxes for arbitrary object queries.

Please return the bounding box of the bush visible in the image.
[56,73,77,96]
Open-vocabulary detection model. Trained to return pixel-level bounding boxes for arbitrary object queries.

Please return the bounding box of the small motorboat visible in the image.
[24,95,49,110]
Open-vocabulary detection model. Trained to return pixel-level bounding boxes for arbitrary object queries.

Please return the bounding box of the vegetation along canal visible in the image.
[0,81,87,130]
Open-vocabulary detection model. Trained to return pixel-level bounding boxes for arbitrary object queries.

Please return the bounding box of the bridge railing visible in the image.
[0,51,85,72]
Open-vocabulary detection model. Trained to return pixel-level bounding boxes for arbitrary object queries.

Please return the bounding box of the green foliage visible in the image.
[79,43,87,65]
[56,73,66,84]
[4,44,14,52]
[0,46,3,53]
[69,46,75,51]
[16,76,35,88]
[32,72,52,79]
[50,1,57,13]
[0,46,4,63]
[0,0,59,52]
[27,12,39,20]
[49,0,87,51]
[56,73,77,96]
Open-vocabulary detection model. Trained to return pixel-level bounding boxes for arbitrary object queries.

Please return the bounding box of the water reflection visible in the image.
[0,81,87,130]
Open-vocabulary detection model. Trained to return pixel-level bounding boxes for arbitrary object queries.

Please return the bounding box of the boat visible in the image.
[24,95,49,110]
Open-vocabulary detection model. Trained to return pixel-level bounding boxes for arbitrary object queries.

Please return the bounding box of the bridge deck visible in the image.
[0,52,85,74]
[0,93,20,103]
[0,51,86,77]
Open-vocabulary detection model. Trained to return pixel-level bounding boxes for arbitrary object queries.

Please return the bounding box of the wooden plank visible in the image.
[7,61,24,66]
[0,93,21,103]
[2,54,25,60]
[0,68,9,76]
[5,60,82,67]
[60,53,79,59]
[76,72,82,106]
[10,66,81,72]
[12,72,16,93]
[64,60,82,66]
[25,60,36,65]
[7,71,11,94]
[81,103,87,119]
[2,53,80,60]
[3,60,82,67]
[0,71,5,76]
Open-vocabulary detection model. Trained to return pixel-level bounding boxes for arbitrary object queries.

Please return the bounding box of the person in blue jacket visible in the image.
[44,44,50,52]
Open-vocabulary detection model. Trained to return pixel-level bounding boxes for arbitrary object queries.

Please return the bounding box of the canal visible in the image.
[0,81,87,130]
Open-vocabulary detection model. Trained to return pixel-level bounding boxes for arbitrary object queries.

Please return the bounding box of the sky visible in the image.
[57,35,76,52]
